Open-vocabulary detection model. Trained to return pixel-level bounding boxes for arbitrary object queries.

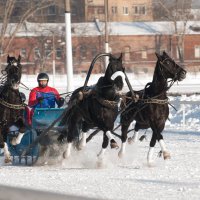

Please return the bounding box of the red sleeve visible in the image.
[52,88,60,100]
[28,88,38,107]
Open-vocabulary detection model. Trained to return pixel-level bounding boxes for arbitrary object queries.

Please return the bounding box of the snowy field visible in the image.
[0,74,200,200]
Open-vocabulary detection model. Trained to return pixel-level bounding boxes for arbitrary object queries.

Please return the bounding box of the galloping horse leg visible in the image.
[153,123,171,160]
[78,121,89,150]
[159,139,171,160]
[60,128,73,159]
[63,142,72,159]
[97,131,109,159]
[63,118,81,159]
[11,120,26,145]
[128,130,139,144]
[78,132,87,150]
[106,131,119,149]
[147,132,157,166]
[118,123,129,158]
[11,132,24,145]
[3,142,12,163]
[127,122,139,144]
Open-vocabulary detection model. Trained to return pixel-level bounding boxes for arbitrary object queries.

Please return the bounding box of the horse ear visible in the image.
[18,55,21,62]
[109,54,114,61]
[155,52,162,60]
[7,55,10,63]
[163,51,169,57]
[118,53,123,61]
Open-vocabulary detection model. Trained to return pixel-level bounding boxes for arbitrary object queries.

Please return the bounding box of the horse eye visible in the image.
[166,61,170,65]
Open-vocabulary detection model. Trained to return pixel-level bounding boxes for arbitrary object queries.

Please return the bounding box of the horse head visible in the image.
[104,53,125,92]
[155,51,186,82]
[5,55,22,90]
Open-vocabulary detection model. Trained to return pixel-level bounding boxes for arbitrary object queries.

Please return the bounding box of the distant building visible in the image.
[1,21,200,75]
[0,0,153,23]
[85,0,153,22]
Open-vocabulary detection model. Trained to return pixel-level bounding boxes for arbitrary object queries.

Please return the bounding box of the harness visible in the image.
[94,96,118,109]
[0,98,26,110]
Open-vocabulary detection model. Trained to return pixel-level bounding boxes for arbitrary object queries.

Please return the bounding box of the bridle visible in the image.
[0,60,24,109]
[159,57,185,82]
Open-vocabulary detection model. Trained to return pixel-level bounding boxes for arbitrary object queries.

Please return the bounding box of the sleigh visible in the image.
[5,107,65,165]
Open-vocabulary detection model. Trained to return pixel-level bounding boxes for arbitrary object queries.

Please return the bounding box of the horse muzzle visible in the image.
[11,82,20,90]
[178,70,187,81]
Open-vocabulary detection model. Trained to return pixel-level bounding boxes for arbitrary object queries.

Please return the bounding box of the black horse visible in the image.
[118,51,186,166]
[0,55,26,163]
[57,53,125,161]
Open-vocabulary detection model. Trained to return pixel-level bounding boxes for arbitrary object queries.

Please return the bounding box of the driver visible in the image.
[27,72,64,125]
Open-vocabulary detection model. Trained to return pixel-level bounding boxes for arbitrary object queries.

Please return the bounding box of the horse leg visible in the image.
[3,142,12,163]
[63,120,81,159]
[118,123,129,158]
[128,130,139,144]
[78,121,89,150]
[11,121,25,145]
[11,132,24,145]
[152,122,171,160]
[147,132,157,166]
[159,139,171,160]
[63,142,72,159]
[106,131,119,149]
[97,132,109,159]
[128,122,145,143]
[78,132,87,150]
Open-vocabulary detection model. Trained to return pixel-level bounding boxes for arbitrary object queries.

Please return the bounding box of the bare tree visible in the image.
[153,0,193,66]
[0,0,56,69]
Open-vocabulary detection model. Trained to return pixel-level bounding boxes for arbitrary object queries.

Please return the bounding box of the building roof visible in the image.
[1,21,200,38]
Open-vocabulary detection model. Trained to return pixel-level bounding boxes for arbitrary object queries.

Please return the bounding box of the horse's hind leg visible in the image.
[3,142,12,164]
[78,122,89,150]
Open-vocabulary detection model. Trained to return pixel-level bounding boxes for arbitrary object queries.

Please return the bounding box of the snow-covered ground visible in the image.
[1,74,200,200]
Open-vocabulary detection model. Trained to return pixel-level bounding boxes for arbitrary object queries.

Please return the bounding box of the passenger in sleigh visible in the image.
[26,72,64,125]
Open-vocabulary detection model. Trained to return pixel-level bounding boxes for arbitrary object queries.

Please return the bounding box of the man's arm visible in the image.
[28,90,38,107]
[52,88,64,107]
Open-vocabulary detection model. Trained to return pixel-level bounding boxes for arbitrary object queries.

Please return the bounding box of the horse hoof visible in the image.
[63,151,70,159]
[4,157,12,164]
[163,151,171,160]
[96,158,104,169]
[128,137,134,144]
[147,162,155,168]
[78,142,86,151]
[110,142,119,149]
[76,144,84,151]
[118,151,124,158]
